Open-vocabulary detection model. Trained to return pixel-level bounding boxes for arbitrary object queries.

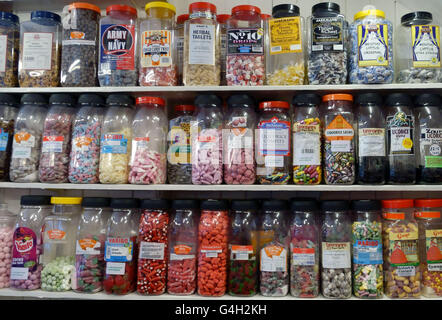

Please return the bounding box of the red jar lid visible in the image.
[232,5,261,15]
[415,199,442,208]
[136,96,165,106]
[216,14,231,23]
[322,94,353,102]
[382,199,414,209]
[189,2,216,14]
[177,14,190,24]
[106,5,137,16]
[261,13,271,20]
[175,104,195,112]
[259,101,289,109]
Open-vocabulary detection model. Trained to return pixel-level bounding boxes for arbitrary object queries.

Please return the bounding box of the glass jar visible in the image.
[38,94,76,183]
[10,195,52,290]
[167,200,199,295]
[9,94,48,182]
[103,198,139,295]
[19,11,61,87]
[385,93,416,184]
[0,12,19,87]
[197,200,229,297]
[292,94,322,185]
[349,8,394,84]
[0,94,18,181]
[226,5,264,86]
[322,94,356,185]
[289,199,320,298]
[356,93,387,184]
[183,2,220,86]
[98,5,138,87]
[217,14,230,85]
[73,197,111,293]
[267,4,304,85]
[68,94,105,184]
[256,101,291,185]
[228,200,259,297]
[129,97,167,185]
[352,200,383,299]
[99,94,134,184]
[414,94,442,184]
[139,2,177,86]
[320,200,352,299]
[60,2,100,87]
[223,94,256,185]
[382,199,421,298]
[0,204,15,288]
[308,2,347,85]
[191,94,223,185]
[397,12,441,83]
[176,14,189,85]
[259,200,289,297]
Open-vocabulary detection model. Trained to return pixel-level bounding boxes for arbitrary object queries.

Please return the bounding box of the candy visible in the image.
[224,149,255,185]
[322,268,352,298]
[226,55,265,86]
[398,68,442,83]
[167,257,196,295]
[192,129,223,185]
[10,240,43,290]
[308,52,347,85]
[0,226,13,288]
[129,149,166,185]
[139,65,178,86]
[267,62,305,86]
[228,258,257,296]
[324,143,355,184]
[41,256,75,291]
[0,119,15,181]
[0,22,18,87]
[10,128,43,182]
[19,48,60,87]
[290,236,319,298]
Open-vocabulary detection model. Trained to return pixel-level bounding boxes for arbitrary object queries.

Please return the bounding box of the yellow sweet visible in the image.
[267,63,305,85]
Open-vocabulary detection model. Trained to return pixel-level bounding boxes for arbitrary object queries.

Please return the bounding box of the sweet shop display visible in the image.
[0,94,18,181]
[0,12,19,87]
[0,204,15,288]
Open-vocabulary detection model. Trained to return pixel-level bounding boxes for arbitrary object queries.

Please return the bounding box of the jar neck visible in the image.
[189,10,215,20]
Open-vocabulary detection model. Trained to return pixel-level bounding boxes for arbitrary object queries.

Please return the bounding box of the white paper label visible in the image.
[293,132,320,165]
[260,246,287,272]
[12,146,31,159]
[259,128,290,155]
[322,242,351,268]
[170,253,195,261]
[428,263,442,272]
[331,140,351,153]
[390,127,412,153]
[292,248,315,266]
[396,265,416,277]
[359,128,386,157]
[106,262,125,275]
[22,32,53,70]
[201,248,222,258]
[139,241,165,260]
[228,135,252,149]
[189,24,215,65]
[10,267,29,280]
[42,137,63,153]
[265,155,284,168]
[0,35,7,73]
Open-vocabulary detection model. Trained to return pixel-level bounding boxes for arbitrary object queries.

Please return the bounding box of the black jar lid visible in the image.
[0,93,19,107]
[321,200,349,212]
[355,93,383,106]
[82,197,111,208]
[194,94,222,108]
[106,94,134,107]
[312,2,340,15]
[21,195,51,206]
[110,198,139,209]
[272,4,300,18]
[352,200,381,212]
[291,199,319,211]
[292,94,321,107]
[201,199,229,211]
[20,94,47,105]
[78,94,105,106]
[401,11,432,26]
[385,93,413,107]
[414,94,442,107]
[140,199,170,210]
[31,11,61,23]
[262,200,288,211]
[172,200,199,210]
[49,94,76,107]
[227,94,255,109]
[0,11,19,24]
[231,200,259,211]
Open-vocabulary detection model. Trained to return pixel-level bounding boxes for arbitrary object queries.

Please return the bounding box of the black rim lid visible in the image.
[194,94,222,108]
[140,199,170,210]
[292,93,321,106]
[21,195,51,206]
[106,94,134,107]
[172,200,199,210]
[0,11,19,24]
[0,93,19,106]
[262,200,288,211]
[272,4,300,18]
[21,94,47,105]
[78,94,105,106]
[401,12,432,26]
[352,200,381,212]
[231,200,259,211]
[312,2,340,14]
[201,199,229,211]
[227,94,255,108]
[110,198,139,209]
[82,197,111,208]
[414,94,442,107]
[385,93,413,107]
[356,93,383,106]
[291,199,319,211]
[49,94,76,106]
[321,200,349,212]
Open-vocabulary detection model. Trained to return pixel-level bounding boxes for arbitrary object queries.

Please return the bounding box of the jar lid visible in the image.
[352,200,381,212]
[312,2,340,15]
[189,2,217,14]
[216,14,231,23]
[381,199,414,209]
[385,93,412,107]
[354,9,386,21]
[272,4,300,18]
[106,94,134,107]
[227,94,255,108]
[322,94,353,102]
[21,195,51,206]
[201,199,228,211]
[175,104,195,112]
[145,2,176,14]
[401,11,432,26]
[69,2,101,14]
[232,5,261,15]
[140,199,170,210]
[0,93,19,106]
[49,94,76,106]
[177,14,190,24]
[259,101,289,109]
[51,197,82,205]
[110,198,139,209]
[172,199,199,209]
[31,11,61,23]
[321,200,349,211]
[355,93,383,106]
[21,94,47,105]
[415,199,442,208]
[414,94,441,107]
[0,11,19,24]
[231,200,258,211]
[290,199,318,211]
[194,94,222,108]
[82,197,110,208]
[261,14,271,20]
[292,94,321,106]
[78,93,105,106]
[136,96,165,106]
[262,200,288,211]
[107,5,137,17]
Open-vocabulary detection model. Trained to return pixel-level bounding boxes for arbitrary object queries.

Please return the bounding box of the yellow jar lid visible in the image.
[145,1,176,14]
[354,9,385,21]
[51,197,82,205]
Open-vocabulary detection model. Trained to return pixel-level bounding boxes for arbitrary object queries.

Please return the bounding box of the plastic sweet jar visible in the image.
[228,200,259,297]
[197,199,229,297]
[385,93,416,184]
[73,197,111,293]
[176,14,189,85]
[255,101,291,185]
[292,94,322,185]
[217,14,230,85]
[352,200,383,299]
[68,94,106,184]
[414,199,442,298]
[356,93,387,184]
[18,11,61,87]
[39,94,76,183]
[396,12,442,83]
[289,199,320,298]
[0,12,19,87]
[129,97,167,185]
[99,94,134,184]
[98,5,138,87]
[183,2,220,86]
[320,200,352,299]
[139,2,177,86]
[60,2,101,87]
[9,94,48,183]
[0,204,16,288]
[267,4,305,85]
[103,198,139,295]
[349,8,394,84]
[322,94,356,185]
[382,199,421,298]
[414,94,442,184]
[10,195,52,290]
[167,104,195,184]
[226,5,264,86]
[307,2,347,85]
[223,94,257,185]
[0,94,19,181]
[167,200,199,295]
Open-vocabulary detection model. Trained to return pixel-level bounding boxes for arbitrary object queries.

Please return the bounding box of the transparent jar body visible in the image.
[0,104,18,181]
[176,21,185,85]
[129,103,167,184]
[9,104,47,182]
[0,18,19,87]
[0,206,16,288]
[219,21,227,85]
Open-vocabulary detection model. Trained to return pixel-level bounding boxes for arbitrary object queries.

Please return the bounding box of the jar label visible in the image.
[293,123,320,166]
[357,24,389,67]
[177,35,184,69]
[201,245,222,258]
[420,128,442,168]
[260,245,287,272]
[105,261,125,275]
[325,115,354,153]
[411,25,441,68]
[42,135,64,153]
[101,134,128,154]
[0,35,7,73]
[291,247,315,266]
[227,28,264,55]
[12,132,35,159]
[104,237,133,262]
[100,24,135,70]
[269,17,302,54]
[321,242,351,268]
[188,24,215,65]
[353,239,383,265]
[76,238,101,255]
[141,30,172,68]
[72,136,93,152]
[389,231,419,267]
[11,227,37,275]
[382,212,405,220]
[396,265,416,276]
[22,32,53,70]
[425,229,442,269]
[139,241,165,260]
[230,245,254,261]
[0,128,9,151]
[168,123,191,165]
[46,229,66,240]
[258,118,291,157]
[358,128,386,157]
[311,17,344,52]
[170,244,194,260]
[387,112,414,155]
[193,130,221,165]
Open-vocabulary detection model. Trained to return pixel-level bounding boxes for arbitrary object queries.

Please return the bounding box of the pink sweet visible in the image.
[129,149,166,184]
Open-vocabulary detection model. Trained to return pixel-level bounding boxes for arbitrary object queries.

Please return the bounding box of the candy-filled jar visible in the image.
[137,200,169,295]
[0,12,19,87]
[129,97,167,185]
[103,198,139,295]
[320,201,352,299]
[68,94,105,184]
[289,200,319,298]
[176,14,189,85]
[168,200,199,295]
[0,204,15,288]
[99,94,134,184]
[74,197,111,293]
[256,101,291,185]
[223,94,256,185]
[415,199,442,297]
[197,200,229,297]
[9,94,48,182]
[0,94,19,181]
[292,94,322,185]
[356,93,387,184]
[322,94,356,185]
[217,14,230,85]
[10,195,52,290]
